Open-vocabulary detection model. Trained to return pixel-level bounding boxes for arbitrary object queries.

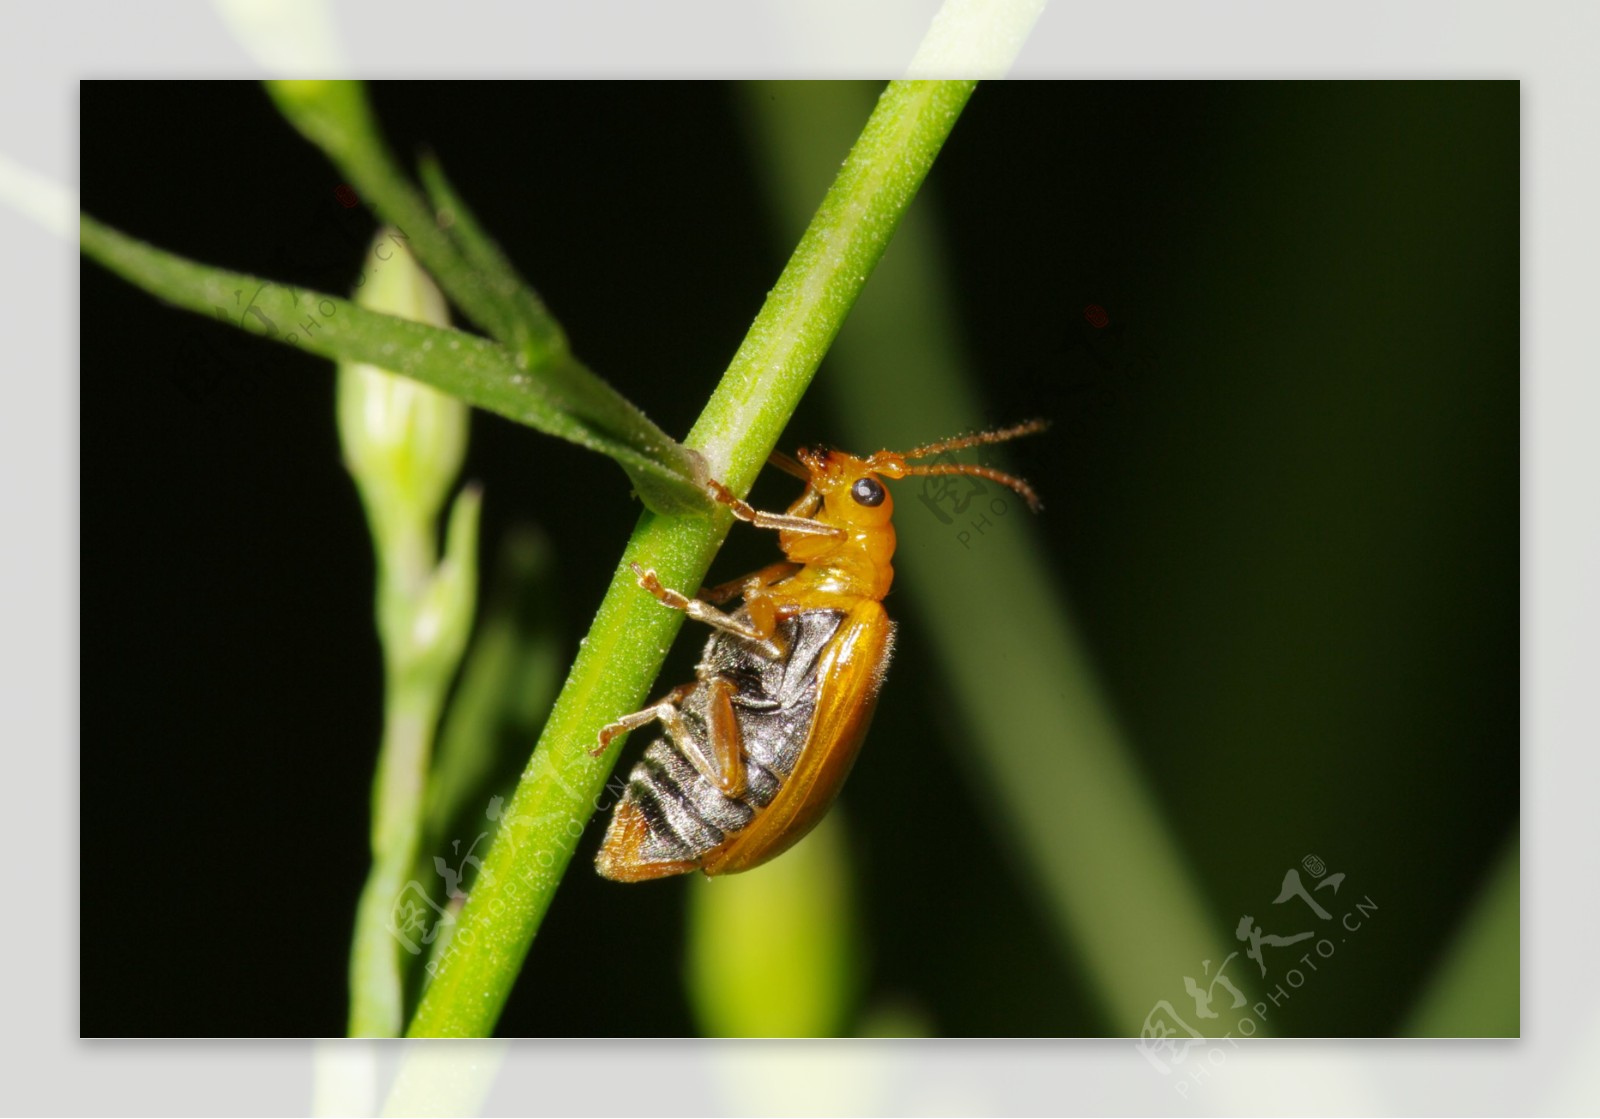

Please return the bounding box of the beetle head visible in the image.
[775,419,1050,521]
[788,446,899,529]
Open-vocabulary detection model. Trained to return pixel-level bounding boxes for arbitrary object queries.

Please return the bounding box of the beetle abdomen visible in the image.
[595,608,844,881]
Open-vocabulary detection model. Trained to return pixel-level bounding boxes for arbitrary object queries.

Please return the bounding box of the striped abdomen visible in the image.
[595,608,844,881]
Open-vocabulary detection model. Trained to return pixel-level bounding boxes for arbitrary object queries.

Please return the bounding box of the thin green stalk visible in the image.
[405,80,977,1038]
[745,81,1241,1033]
[348,698,440,1036]
[341,235,482,1037]
[265,80,558,356]
[422,526,561,857]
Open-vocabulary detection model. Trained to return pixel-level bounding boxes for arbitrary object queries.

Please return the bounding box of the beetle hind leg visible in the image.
[591,677,748,799]
[592,682,696,757]
[595,681,748,797]
[697,676,747,798]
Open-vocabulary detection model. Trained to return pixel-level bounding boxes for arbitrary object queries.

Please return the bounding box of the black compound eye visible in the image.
[851,477,886,507]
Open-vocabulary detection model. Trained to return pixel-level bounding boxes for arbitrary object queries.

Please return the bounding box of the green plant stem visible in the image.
[348,692,444,1036]
[404,80,977,1038]
[346,482,482,1037]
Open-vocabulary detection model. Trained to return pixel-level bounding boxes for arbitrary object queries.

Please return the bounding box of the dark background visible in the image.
[80,82,1518,1037]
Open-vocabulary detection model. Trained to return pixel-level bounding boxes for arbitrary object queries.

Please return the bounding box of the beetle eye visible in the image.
[851,477,886,507]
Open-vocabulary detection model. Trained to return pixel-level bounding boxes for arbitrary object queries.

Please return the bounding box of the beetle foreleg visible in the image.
[706,479,846,540]
[630,563,783,659]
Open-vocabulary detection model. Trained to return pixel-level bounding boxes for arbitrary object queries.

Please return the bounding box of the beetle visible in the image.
[592,419,1048,882]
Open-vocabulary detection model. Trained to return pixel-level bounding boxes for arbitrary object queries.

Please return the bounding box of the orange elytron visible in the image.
[593,420,1048,882]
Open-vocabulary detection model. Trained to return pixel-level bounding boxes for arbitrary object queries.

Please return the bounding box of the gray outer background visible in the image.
[8,0,1589,1114]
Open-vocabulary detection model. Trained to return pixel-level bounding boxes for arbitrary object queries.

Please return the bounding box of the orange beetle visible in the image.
[592,420,1047,882]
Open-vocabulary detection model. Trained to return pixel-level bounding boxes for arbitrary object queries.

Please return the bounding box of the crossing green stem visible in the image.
[405,80,977,1038]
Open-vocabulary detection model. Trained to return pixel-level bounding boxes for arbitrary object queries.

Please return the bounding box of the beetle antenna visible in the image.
[899,418,1050,462]
[898,461,1045,513]
[766,449,811,481]
[884,419,1048,511]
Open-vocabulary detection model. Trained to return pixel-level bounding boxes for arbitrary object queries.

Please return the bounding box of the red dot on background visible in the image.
[1084,303,1110,329]
[334,184,360,208]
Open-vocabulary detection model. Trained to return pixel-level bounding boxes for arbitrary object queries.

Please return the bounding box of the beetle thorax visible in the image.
[777,451,899,601]
[780,521,896,600]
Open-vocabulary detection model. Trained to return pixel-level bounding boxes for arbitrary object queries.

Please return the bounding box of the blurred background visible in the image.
[80,81,1517,1038]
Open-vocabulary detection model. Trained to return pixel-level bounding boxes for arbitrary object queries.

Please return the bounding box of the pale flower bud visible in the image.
[337,229,467,530]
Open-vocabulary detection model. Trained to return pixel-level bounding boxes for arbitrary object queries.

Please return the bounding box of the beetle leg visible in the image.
[630,563,783,659]
[591,679,747,798]
[706,479,846,540]
[700,561,802,605]
[695,676,747,798]
[591,682,696,757]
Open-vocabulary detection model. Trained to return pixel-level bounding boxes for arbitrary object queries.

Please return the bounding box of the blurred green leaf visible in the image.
[423,526,562,856]
[744,80,1241,1034]
[265,79,558,355]
[1402,832,1519,1037]
[687,813,859,1037]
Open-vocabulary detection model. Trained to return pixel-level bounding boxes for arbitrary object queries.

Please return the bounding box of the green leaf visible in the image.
[79,213,708,513]
[413,151,564,360]
[422,526,562,858]
[264,80,554,356]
